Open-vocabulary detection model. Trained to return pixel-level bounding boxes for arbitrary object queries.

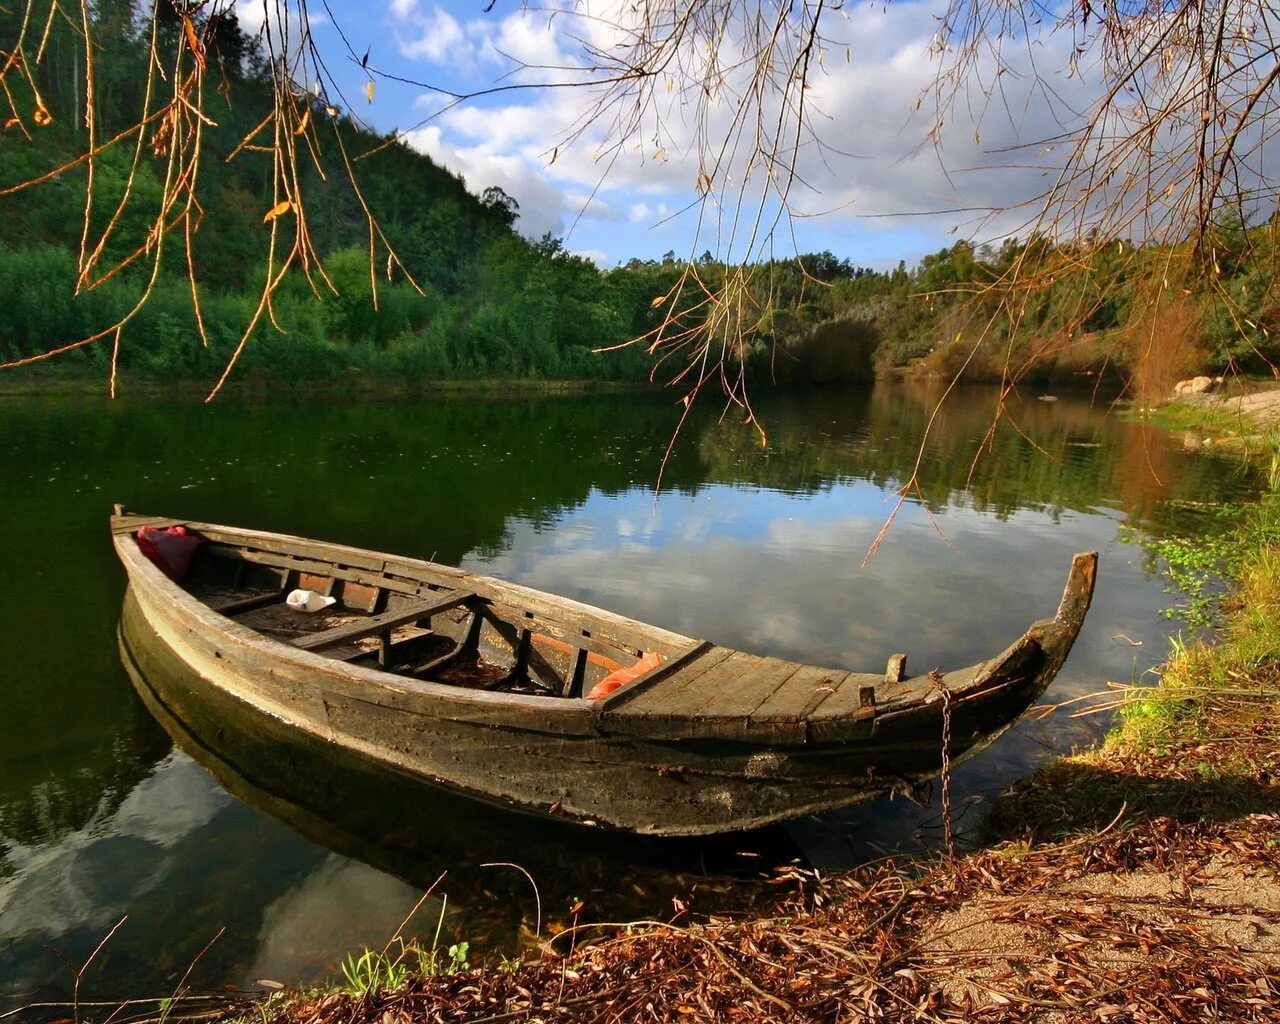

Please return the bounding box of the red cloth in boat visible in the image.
[135,525,202,583]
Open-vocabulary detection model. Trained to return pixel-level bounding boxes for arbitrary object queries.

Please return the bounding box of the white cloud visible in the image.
[563,190,621,222]
[389,0,418,19]
[236,1,327,39]
[406,125,571,238]
[393,0,1108,256]
[236,0,271,33]
[627,201,676,229]
[398,7,466,63]
[487,9,572,74]
[0,755,225,944]
[247,857,430,987]
[437,103,544,146]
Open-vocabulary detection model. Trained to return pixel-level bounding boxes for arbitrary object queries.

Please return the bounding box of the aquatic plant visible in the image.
[1120,498,1250,629]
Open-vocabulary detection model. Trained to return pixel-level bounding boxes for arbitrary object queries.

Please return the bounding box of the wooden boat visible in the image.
[110,508,1098,836]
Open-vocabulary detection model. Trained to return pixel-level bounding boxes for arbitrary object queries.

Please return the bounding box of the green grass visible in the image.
[336,893,472,999]
[1127,391,1280,448]
[1105,481,1280,758]
[339,939,472,997]
[1129,399,1248,433]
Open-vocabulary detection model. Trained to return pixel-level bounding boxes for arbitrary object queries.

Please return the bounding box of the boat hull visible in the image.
[121,579,1014,835]
[113,511,1096,836]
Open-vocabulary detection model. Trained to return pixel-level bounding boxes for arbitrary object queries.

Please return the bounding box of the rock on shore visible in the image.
[1172,381,1280,428]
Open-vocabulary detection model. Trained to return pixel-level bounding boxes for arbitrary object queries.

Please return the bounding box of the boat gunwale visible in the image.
[160,518,698,644]
[112,511,1098,735]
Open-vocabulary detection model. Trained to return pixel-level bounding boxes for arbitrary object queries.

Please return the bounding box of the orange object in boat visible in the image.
[586,651,664,700]
[135,526,203,583]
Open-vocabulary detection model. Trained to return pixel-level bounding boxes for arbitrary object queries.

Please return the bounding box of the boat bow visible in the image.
[1040,549,1099,676]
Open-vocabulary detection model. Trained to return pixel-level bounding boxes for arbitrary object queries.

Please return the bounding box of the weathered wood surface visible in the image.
[186,516,693,655]
[293,591,474,652]
[120,592,894,834]
[110,515,187,534]
[208,591,284,616]
[111,509,1099,835]
[750,664,847,721]
[478,597,651,665]
[885,653,907,683]
[200,539,685,662]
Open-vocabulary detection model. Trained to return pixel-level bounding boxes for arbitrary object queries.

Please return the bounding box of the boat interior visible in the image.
[157,524,685,700]
[117,511,1097,748]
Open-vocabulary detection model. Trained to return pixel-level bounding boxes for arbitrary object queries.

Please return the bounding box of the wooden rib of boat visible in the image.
[110,507,1098,836]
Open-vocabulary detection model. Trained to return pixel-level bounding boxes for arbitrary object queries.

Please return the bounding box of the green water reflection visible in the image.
[0,381,1254,1006]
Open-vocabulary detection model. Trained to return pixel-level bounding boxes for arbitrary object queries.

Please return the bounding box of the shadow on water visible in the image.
[0,381,1261,1006]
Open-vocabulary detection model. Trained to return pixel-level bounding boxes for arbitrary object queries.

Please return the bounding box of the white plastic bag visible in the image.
[286,588,336,613]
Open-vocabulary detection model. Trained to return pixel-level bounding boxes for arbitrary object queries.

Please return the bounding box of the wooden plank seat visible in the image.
[293,590,475,653]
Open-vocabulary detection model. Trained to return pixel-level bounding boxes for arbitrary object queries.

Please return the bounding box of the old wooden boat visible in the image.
[111,508,1098,836]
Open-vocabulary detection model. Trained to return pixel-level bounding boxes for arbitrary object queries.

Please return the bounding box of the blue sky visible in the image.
[249,1,1087,268]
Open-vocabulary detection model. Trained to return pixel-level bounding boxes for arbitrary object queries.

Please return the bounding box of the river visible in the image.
[0,380,1255,1006]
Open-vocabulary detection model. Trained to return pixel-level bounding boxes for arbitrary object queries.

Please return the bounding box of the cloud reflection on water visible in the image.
[0,753,432,1004]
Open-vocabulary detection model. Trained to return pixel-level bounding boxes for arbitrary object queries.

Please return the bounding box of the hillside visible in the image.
[2,5,1273,392]
[0,2,652,383]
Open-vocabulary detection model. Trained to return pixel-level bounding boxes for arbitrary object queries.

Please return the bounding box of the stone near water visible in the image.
[1173,376,1216,395]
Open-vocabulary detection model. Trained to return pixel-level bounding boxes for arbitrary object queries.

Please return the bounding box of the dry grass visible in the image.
[1130,295,1205,407]
[228,810,1278,1023]
[199,684,1280,1024]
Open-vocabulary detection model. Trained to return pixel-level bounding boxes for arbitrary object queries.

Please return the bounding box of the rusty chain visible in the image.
[929,669,954,858]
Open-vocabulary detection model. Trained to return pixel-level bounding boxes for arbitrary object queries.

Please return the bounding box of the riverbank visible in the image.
[165,411,1269,1022]
[0,369,655,400]
[257,812,1279,1024]
[1132,379,1280,439]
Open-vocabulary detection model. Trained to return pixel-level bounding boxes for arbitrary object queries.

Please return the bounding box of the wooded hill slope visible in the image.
[2,3,1270,390]
[0,1,653,382]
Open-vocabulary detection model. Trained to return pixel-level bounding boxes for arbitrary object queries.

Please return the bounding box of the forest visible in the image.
[2,2,1277,392]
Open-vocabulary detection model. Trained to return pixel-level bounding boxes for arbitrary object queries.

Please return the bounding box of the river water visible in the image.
[0,381,1254,1006]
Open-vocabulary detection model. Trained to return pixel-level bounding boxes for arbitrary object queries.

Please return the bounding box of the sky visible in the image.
[244,0,1089,269]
